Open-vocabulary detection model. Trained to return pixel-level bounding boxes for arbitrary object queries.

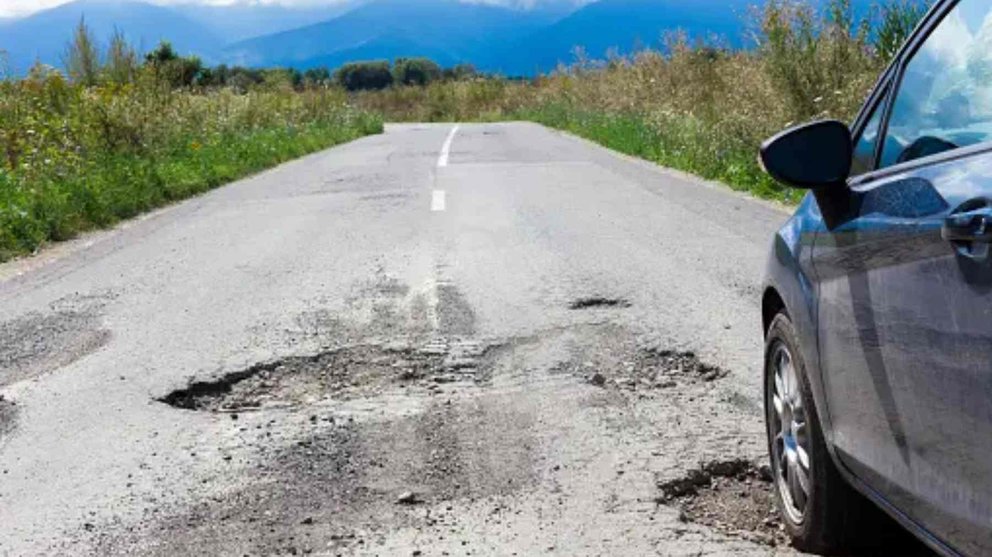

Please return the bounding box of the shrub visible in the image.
[335,61,394,91]
[393,57,442,86]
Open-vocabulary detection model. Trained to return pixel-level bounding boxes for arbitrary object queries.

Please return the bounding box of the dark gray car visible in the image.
[759,0,992,555]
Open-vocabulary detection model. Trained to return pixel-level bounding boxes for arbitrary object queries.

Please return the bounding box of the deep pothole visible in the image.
[561,348,730,391]
[656,458,786,547]
[568,297,631,310]
[159,341,498,412]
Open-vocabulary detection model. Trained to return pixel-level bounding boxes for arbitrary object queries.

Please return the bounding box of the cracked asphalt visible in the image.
[0,122,812,556]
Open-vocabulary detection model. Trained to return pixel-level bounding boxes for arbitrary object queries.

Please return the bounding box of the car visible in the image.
[758,0,992,555]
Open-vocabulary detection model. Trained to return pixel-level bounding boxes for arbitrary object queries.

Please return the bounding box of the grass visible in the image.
[0,76,383,261]
[517,103,792,201]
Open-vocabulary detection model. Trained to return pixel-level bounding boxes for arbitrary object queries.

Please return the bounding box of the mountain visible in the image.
[175,2,360,44]
[223,0,561,70]
[486,0,755,75]
[487,0,881,75]
[0,0,223,74]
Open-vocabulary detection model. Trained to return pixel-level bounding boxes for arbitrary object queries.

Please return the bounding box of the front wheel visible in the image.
[764,312,879,554]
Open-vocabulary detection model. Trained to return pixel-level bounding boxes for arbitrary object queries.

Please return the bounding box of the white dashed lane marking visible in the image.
[437,125,459,168]
[431,190,446,212]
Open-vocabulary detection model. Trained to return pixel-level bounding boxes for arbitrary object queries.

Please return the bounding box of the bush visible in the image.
[335,61,394,91]
[393,57,442,86]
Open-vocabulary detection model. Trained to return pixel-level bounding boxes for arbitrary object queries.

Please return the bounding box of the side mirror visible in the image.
[759,120,852,189]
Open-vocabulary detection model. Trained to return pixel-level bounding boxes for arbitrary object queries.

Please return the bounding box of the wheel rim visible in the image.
[769,341,811,524]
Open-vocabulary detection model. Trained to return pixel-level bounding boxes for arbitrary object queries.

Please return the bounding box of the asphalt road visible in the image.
[0,122,801,556]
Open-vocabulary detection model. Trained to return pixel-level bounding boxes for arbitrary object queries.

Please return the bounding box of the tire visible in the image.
[764,312,881,554]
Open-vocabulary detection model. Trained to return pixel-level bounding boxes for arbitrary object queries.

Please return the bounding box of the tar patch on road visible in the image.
[568,297,631,310]
[0,300,111,387]
[159,341,498,412]
[656,459,786,547]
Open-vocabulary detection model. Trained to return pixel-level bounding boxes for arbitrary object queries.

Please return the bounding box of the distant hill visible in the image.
[222,0,559,70]
[0,0,881,77]
[0,0,222,74]
[486,0,757,75]
[175,3,359,44]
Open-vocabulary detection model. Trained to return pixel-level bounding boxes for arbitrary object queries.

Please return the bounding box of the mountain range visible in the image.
[0,0,873,77]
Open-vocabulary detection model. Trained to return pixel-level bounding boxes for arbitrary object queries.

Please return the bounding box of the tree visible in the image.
[144,41,203,88]
[443,63,477,81]
[144,41,178,65]
[335,61,393,91]
[874,0,929,62]
[104,28,138,85]
[393,57,442,86]
[303,67,331,88]
[63,17,100,86]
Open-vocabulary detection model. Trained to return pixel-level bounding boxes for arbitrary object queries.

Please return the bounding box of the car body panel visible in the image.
[812,153,992,557]
[763,2,992,554]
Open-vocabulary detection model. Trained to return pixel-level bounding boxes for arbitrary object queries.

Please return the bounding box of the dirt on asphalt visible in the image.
[80,308,792,557]
[0,293,112,387]
[657,458,787,548]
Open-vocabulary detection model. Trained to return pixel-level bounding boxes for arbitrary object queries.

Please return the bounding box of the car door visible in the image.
[813,1,992,554]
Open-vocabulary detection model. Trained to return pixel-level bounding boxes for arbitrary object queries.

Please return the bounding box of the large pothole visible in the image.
[159,341,498,412]
[656,458,786,547]
[560,346,730,392]
[96,397,539,556]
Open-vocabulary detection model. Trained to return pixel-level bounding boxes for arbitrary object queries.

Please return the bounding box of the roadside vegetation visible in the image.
[352,0,931,203]
[0,24,382,262]
[0,0,929,260]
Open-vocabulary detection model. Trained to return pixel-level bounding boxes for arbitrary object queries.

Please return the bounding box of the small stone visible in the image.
[301,517,314,525]
[397,491,422,505]
[588,373,606,387]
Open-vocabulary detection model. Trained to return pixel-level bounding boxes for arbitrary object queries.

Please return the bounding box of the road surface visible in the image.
[0,122,834,556]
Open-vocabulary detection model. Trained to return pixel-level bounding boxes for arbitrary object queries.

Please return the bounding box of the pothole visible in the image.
[159,341,498,412]
[561,347,730,391]
[656,458,786,547]
[568,297,631,310]
[0,394,18,445]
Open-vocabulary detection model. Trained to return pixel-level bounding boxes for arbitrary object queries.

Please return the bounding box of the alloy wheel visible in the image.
[770,341,811,524]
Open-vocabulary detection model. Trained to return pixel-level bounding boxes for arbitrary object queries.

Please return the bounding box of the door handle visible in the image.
[943,203,992,260]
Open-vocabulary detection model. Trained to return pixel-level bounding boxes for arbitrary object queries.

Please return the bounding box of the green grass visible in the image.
[516,103,803,203]
[0,104,382,261]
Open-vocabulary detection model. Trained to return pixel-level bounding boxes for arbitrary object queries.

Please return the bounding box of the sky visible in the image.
[0,0,344,18]
[0,0,568,18]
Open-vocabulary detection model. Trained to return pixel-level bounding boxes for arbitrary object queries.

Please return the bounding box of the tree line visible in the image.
[51,18,480,92]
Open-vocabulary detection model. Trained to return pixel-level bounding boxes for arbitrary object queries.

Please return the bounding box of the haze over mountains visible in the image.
[0,0,871,77]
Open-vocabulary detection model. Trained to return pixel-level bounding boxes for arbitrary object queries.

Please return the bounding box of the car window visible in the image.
[880,0,992,168]
[850,92,886,176]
